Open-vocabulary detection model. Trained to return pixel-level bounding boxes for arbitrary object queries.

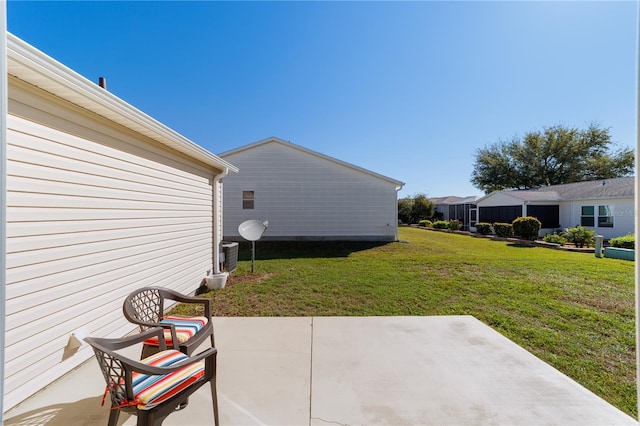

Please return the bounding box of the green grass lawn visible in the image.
[181,226,637,416]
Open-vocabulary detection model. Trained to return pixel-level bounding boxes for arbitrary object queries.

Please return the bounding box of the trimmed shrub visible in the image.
[432,220,449,229]
[418,219,432,228]
[493,223,514,238]
[565,226,596,248]
[475,222,492,235]
[609,233,635,249]
[543,233,567,246]
[512,216,541,240]
[448,219,462,231]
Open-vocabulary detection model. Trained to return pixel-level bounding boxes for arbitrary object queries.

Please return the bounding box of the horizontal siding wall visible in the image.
[223,142,398,241]
[4,82,216,409]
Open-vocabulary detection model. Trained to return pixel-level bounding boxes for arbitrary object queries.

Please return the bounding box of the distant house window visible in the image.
[242,191,254,209]
[598,205,614,228]
[580,206,594,227]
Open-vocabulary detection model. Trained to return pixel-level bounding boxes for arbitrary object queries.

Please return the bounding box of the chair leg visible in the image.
[210,377,219,426]
[107,408,120,426]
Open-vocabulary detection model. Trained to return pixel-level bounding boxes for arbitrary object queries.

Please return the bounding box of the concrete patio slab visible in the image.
[310,316,636,425]
[212,317,311,425]
[4,316,637,426]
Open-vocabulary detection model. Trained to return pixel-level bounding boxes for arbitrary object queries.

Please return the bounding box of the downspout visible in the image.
[212,168,229,274]
[1,2,8,421]
[395,183,404,241]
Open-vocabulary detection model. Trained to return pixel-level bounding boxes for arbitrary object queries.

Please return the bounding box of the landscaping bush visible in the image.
[543,232,567,246]
[448,219,462,230]
[432,220,449,229]
[493,222,514,238]
[418,219,432,228]
[512,216,541,240]
[609,233,635,249]
[475,222,492,235]
[565,226,596,248]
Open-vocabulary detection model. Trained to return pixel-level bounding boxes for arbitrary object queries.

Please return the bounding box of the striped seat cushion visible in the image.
[132,349,205,409]
[144,316,208,346]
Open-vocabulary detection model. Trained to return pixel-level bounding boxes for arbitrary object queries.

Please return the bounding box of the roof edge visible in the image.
[219,136,404,188]
[7,32,237,174]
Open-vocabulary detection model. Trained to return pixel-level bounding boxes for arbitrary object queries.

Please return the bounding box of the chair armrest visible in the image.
[85,327,216,376]
[121,305,180,350]
[84,327,169,352]
[159,288,212,319]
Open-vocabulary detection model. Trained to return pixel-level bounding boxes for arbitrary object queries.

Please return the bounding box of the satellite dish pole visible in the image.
[238,220,269,273]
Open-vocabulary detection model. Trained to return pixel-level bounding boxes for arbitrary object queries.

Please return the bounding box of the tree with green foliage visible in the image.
[471,123,634,193]
[398,194,434,224]
[410,194,434,223]
[397,197,413,224]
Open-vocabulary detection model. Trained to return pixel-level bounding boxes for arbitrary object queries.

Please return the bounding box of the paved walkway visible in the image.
[4,316,638,425]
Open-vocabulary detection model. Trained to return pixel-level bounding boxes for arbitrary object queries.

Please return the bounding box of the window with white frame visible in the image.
[580,205,614,228]
[598,205,614,228]
[580,206,594,227]
[242,190,254,209]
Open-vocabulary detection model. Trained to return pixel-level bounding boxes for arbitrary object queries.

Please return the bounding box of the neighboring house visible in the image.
[2,33,237,411]
[475,177,635,240]
[431,195,479,231]
[219,137,405,241]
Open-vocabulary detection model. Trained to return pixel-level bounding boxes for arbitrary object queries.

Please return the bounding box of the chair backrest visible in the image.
[87,342,130,408]
[126,288,164,330]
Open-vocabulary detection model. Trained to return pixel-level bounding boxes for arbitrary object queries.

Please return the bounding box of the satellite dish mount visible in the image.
[238,220,269,273]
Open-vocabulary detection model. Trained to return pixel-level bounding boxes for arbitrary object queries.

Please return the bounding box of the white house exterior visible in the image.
[475,177,635,240]
[219,137,404,241]
[2,33,237,411]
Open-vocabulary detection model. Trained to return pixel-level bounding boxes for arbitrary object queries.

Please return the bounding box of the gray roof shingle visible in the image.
[501,177,634,201]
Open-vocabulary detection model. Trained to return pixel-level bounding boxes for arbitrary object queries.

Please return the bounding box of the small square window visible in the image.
[242,191,254,210]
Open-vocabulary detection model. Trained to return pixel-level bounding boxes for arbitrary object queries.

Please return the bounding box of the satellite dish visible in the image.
[238,220,269,273]
[238,219,269,241]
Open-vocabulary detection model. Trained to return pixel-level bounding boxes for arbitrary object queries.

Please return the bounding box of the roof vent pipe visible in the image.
[98,77,107,90]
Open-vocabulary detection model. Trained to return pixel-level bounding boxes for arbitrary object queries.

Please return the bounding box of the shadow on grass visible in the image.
[507,243,537,248]
[236,240,391,260]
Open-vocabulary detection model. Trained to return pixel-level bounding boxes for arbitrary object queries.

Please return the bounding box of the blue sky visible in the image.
[7,1,638,198]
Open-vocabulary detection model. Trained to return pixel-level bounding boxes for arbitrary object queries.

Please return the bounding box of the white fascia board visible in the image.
[6,33,237,174]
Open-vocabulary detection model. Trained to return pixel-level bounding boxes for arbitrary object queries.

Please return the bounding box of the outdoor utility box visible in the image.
[221,241,239,273]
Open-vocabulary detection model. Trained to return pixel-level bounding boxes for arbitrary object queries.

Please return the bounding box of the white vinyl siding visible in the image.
[4,83,216,409]
[222,141,400,241]
[561,199,633,240]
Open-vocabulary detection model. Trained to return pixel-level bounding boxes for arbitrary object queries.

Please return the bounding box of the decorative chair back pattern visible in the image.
[93,347,129,407]
[130,288,163,330]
